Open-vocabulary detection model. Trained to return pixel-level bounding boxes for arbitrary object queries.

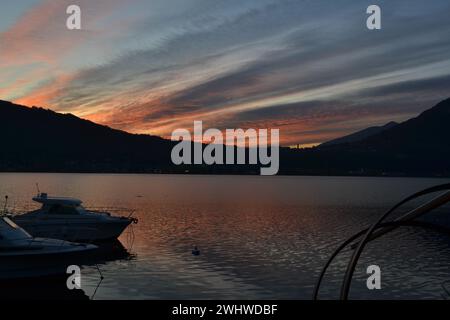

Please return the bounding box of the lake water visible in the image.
[1,173,450,300]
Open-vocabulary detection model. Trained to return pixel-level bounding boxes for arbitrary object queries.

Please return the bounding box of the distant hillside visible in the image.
[283,97,450,177]
[0,100,259,174]
[321,121,398,147]
[1,98,450,177]
[0,100,175,172]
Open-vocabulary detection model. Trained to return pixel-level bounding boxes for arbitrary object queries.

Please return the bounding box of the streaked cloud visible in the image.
[1,0,450,145]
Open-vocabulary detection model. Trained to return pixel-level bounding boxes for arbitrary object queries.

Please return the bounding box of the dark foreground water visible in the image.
[1,173,449,300]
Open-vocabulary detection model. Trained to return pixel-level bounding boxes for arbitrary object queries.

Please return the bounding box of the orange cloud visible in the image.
[0,1,78,66]
[0,0,124,106]
[14,73,76,107]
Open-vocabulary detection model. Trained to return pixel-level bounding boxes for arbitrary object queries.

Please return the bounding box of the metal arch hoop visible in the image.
[313,183,450,300]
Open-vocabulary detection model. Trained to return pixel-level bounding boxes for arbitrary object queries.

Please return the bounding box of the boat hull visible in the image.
[0,244,98,280]
[12,218,132,242]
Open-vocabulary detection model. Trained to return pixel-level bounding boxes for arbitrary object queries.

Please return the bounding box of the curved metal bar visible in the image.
[313,219,450,300]
[313,227,369,299]
[340,183,450,300]
[314,183,450,300]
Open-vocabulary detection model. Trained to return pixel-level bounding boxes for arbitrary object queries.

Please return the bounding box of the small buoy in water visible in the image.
[192,246,200,256]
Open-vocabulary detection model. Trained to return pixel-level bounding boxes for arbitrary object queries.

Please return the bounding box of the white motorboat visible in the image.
[13,193,138,242]
[0,216,97,280]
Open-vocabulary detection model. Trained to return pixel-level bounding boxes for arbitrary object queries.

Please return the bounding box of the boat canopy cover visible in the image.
[32,194,82,206]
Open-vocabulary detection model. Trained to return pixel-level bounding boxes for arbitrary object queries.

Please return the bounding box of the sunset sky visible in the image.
[1,0,450,146]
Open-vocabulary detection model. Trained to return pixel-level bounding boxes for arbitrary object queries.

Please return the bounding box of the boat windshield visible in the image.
[3,217,20,229]
[0,217,32,240]
[44,204,83,215]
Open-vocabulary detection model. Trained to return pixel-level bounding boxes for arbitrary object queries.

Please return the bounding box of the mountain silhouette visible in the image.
[1,98,449,176]
[0,100,175,172]
[283,97,450,176]
[321,121,398,147]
